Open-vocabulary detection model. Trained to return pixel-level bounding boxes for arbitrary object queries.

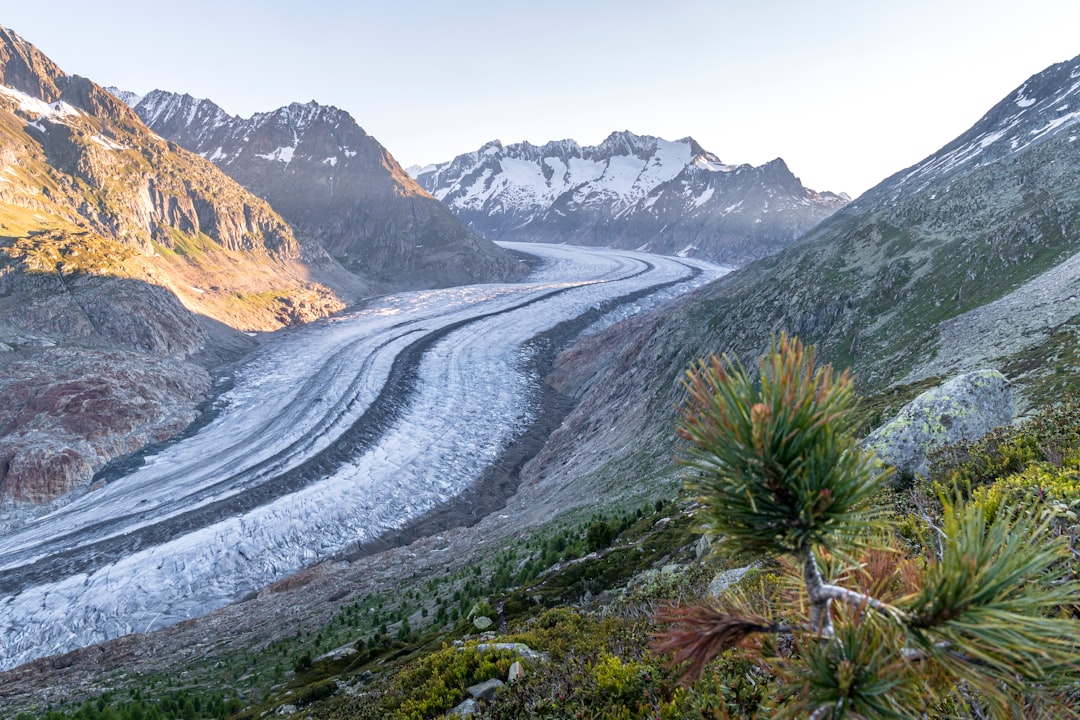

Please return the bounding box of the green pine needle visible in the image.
[679,333,886,556]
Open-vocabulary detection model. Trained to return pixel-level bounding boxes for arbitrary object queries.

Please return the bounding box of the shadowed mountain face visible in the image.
[412,131,849,266]
[130,91,527,290]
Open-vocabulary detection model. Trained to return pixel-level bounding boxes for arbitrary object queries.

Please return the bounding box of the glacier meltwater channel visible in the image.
[0,243,728,670]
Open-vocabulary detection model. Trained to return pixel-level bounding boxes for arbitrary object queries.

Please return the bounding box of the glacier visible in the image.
[0,243,728,670]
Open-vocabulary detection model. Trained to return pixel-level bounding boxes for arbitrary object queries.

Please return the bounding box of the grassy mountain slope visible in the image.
[528,52,1080,507]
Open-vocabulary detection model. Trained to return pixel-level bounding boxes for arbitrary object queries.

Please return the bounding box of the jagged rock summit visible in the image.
[411,131,849,266]
[128,90,526,289]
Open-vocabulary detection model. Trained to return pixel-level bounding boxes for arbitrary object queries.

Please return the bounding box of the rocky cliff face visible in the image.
[412,131,848,266]
[0,347,210,503]
[0,41,299,262]
[130,91,526,289]
[0,26,359,505]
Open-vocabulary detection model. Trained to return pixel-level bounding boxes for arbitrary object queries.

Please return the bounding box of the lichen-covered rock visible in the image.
[708,566,752,597]
[861,369,1013,479]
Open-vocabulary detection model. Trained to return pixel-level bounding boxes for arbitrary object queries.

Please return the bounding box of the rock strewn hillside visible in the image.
[519,52,1080,508]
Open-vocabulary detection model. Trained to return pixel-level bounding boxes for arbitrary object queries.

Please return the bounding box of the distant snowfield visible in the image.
[0,243,729,670]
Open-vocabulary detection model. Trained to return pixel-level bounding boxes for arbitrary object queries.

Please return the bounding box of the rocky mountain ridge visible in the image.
[860,54,1080,207]
[412,131,849,266]
[0,26,357,505]
[128,90,526,289]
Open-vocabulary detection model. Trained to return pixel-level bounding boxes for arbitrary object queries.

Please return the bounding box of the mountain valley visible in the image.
[0,26,525,509]
[1,21,1080,720]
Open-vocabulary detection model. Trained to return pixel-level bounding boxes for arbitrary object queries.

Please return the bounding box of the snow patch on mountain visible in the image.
[0,84,81,122]
[201,147,228,162]
[90,134,129,151]
[879,55,1080,201]
[255,146,296,163]
[104,86,143,108]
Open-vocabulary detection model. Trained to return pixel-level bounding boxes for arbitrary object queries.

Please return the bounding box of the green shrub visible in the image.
[586,520,616,553]
[295,679,337,707]
[373,643,519,719]
[294,651,313,673]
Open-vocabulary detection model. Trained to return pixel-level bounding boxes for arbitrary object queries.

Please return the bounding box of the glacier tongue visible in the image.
[0,244,728,671]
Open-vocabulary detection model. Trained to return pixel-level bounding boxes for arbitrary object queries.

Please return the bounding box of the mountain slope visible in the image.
[130,91,526,289]
[0,27,356,504]
[518,51,1080,514]
[412,132,848,265]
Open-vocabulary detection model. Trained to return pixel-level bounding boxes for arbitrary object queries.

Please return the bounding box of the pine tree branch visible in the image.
[816,583,907,624]
[801,546,835,637]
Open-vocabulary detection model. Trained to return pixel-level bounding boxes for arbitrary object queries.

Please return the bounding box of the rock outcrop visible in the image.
[861,370,1014,479]
[0,348,210,502]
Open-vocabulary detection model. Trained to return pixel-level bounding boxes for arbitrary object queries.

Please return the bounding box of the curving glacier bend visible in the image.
[0,243,729,670]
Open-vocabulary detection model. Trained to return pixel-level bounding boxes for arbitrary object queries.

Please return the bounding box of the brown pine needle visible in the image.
[652,603,783,683]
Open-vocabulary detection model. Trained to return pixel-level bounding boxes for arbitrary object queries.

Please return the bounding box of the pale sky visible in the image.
[4,1,1079,197]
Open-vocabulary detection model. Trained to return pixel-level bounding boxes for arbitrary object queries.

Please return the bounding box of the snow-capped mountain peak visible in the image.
[413,133,848,265]
[129,89,525,287]
[104,86,143,108]
[414,131,700,214]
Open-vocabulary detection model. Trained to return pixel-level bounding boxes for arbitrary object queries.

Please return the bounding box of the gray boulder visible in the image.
[862,369,1013,479]
[448,698,479,717]
[466,678,504,701]
[472,642,548,662]
[508,660,525,683]
[708,566,753,597]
